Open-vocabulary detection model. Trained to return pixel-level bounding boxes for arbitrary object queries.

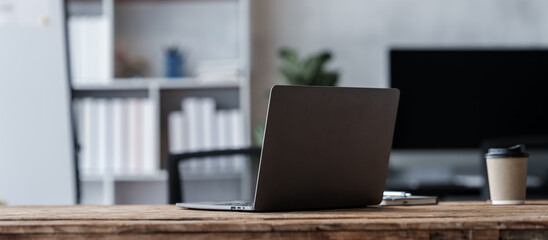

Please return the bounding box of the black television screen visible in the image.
[390,49,548,149]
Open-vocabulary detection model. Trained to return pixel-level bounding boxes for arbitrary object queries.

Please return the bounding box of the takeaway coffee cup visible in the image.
[485,145,529,205]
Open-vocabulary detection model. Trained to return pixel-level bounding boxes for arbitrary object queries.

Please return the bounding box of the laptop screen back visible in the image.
[254,85,399,211]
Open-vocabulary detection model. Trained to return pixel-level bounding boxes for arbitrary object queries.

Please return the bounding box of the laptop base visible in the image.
[177,201,255,211]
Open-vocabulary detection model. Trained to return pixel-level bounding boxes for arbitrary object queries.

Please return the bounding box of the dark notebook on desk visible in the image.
[177,85,400,211]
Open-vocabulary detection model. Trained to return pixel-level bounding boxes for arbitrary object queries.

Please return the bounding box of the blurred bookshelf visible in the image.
[67,0,252,205]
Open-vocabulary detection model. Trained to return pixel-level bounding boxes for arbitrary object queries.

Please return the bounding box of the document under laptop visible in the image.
[177,85,401,211]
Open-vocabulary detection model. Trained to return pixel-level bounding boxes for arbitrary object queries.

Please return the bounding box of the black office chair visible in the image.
[167,147,262,204]
[480,135,548,200]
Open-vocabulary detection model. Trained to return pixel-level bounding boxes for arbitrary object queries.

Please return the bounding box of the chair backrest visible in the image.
[167,147,262,204]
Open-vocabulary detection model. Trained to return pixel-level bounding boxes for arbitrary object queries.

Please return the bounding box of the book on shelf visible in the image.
[228,109,245,171]
[182,98,201,171]
[169,97,246,174]
[68,16,110,85]
[168,111,186,154]
[195,59,241,83]
[111,98,124,174]
[81,97,99,172]
[96,98,109,173]
[127,98,141,173]
[201,98,216,172]
[216,110,230,170]
[142,99,158,173]
[74,98,159,176]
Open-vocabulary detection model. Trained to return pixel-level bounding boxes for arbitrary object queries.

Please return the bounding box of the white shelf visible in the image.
[81,169,247,182]
[72,77,242,91]
[81,170,167,182]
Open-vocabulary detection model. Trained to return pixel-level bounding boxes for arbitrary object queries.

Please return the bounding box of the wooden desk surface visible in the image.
[1,201,547,239]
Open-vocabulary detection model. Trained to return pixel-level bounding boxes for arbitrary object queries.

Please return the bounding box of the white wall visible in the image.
[0,0,75,205]
[250,0,548,125]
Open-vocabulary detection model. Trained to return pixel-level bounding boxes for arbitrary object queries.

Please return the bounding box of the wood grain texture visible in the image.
[0,201,547,239]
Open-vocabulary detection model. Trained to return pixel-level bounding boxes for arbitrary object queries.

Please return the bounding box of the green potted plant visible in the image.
[278,47,339,86]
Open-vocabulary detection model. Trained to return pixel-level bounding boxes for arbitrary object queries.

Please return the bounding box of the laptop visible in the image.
[177,85,400,211]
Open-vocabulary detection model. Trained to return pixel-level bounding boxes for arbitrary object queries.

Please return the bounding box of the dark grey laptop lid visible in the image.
[254,85,400,211]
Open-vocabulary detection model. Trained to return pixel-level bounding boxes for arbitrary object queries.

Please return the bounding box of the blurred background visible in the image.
[1,0,548,205]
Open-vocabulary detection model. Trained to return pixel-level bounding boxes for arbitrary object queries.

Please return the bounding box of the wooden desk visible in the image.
[1,201,547,239]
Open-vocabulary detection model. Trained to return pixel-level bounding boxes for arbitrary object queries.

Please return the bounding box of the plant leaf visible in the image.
[278,48,338,86]
[279,67,302,85]
[279,48,300,66]
[302,57,322,85]
[317,71,339,86]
